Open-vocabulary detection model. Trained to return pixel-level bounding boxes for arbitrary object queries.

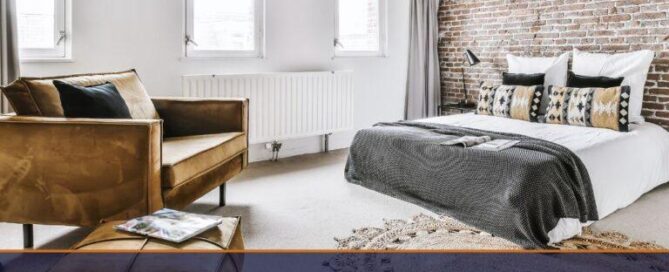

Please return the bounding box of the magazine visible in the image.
[115,209,224,243]
[471,139,520,152]
[440,135,492,148]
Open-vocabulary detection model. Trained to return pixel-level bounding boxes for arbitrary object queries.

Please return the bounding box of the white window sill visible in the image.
[333,54,388,59]
[21,58,74,63]
[180,55,265,62]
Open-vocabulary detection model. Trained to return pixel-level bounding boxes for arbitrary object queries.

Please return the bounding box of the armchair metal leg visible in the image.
[219,183,226,207]
[23,224,33,249]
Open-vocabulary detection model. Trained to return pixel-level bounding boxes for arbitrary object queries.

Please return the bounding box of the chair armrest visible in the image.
[0,116,163,227]
[152,97,249,138]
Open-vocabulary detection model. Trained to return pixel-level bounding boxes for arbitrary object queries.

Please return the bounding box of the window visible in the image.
[16,0,70,61]
[335,0,387,57]
[185,0,264,58]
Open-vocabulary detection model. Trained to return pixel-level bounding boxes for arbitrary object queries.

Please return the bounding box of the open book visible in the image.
[115,209,226,243]
[441,135,519,151]
[472,139,520,151]
[440,135,492,148]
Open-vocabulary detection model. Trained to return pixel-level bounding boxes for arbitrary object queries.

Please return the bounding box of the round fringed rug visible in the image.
[335,214,664,250]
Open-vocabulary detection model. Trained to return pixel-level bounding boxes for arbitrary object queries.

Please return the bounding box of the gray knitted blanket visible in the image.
[345,122,598,248]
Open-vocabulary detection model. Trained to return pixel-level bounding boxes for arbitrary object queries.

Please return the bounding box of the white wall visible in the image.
[21,0,411,162]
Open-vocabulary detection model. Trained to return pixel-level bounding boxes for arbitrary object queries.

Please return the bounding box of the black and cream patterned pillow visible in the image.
[476,84,543,122]
[492,85,514,118]
[545,86,571,125]
[566,87,593,126]
[476,83,496,115]
[546,86,631,131]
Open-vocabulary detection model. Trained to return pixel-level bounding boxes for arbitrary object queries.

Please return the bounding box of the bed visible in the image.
[345,113,669,248]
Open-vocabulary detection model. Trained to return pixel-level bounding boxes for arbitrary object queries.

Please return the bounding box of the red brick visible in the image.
[649,88,669,96]
[657,111,669,118]
[602,14,632,22]
[635,12,667,20]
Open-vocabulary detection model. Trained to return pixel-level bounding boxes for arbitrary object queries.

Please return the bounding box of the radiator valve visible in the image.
[270,141,282,161]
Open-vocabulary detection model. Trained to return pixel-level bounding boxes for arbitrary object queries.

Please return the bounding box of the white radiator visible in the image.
[182,71,354,144]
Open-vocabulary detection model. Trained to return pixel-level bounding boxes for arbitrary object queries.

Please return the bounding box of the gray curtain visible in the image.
[1,0,19,113]
[405,0,441,120]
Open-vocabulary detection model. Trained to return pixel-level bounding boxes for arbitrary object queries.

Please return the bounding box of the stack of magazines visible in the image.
[440,135,519,151]
[115,209,229,243]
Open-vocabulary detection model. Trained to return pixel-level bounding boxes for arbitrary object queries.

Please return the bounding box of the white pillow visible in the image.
[572,49,654,124]
[507,52,570,114]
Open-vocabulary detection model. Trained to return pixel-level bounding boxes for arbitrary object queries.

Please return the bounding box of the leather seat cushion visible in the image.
[162,132,246,188]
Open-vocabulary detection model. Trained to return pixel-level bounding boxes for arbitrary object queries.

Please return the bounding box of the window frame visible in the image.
[184,0,265,59]
[334,0,388,58]
[18,0,72,62]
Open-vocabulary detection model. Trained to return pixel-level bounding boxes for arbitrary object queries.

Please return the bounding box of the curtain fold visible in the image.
[1,0,20,113]
[405,0,441,120]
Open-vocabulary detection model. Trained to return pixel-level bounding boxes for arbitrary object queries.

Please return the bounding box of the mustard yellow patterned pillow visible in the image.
[590,86,631,132]
[546,86,631,131]
[510,85,543,122]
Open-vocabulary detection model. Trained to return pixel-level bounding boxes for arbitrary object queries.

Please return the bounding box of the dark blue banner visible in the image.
[1,252,668,272]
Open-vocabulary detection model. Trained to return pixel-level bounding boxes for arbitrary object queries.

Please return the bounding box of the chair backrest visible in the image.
[1,69,159,119]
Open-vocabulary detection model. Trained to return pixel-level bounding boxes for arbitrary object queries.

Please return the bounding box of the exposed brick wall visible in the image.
[438,0,669,128]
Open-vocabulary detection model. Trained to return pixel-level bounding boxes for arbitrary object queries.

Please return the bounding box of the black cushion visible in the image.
[502,72,545,86]
[567,71,624,88]
[53,80,132,118]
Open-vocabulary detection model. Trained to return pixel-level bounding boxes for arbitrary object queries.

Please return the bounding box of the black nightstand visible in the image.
[439,102,477,116]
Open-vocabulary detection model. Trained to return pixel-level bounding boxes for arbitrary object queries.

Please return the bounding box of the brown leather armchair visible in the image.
[0,70,248,248]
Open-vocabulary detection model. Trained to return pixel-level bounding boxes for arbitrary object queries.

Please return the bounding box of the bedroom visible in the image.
[0,0,668,270]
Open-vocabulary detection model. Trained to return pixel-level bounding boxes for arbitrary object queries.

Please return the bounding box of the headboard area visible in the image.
[438,0,669,129]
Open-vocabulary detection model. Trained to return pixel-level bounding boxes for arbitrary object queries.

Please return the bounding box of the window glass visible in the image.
[17,0,56,49]
[192,0,256,51]
[337,0,381,52]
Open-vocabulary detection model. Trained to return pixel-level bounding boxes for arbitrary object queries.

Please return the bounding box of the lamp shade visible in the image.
[464,49,480,66]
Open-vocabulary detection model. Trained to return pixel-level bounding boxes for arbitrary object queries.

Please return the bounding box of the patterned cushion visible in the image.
[546,86,631,131]
[566,87,593,126]
[492,85,514,118]
[476,84,543,122]
[475,83,496,115]
[510,85,543,122]
[591,86,631,132]
[545,86,571,125]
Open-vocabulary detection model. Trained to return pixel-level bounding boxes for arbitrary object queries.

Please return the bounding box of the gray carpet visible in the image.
[0,149,667,249]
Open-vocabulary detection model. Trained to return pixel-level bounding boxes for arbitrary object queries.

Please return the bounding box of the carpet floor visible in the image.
[1,149,668,249]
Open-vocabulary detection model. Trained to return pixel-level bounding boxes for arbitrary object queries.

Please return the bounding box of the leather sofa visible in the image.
[0,70,248,248]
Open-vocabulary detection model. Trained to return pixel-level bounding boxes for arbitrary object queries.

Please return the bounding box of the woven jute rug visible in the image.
[335,214,664,250]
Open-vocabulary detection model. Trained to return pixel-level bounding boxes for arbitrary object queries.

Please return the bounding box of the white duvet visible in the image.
[418,113,669,243]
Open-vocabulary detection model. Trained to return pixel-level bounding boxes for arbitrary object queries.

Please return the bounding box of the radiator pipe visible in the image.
[324,133,333,153]
[271,141,282,161]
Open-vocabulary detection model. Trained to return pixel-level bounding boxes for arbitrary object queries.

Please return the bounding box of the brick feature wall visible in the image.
[438,0,669,128]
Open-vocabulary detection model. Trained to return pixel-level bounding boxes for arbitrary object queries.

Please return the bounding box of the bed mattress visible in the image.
[418,113,669,242]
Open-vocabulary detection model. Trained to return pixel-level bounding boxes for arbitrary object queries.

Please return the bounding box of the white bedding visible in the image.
[418,113,669,242]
